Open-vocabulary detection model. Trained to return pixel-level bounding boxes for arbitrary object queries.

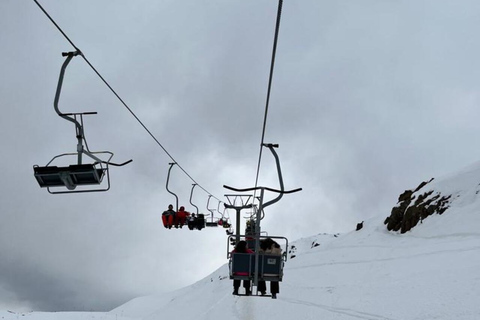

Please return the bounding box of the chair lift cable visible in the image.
[253,0,284,210]
[32,0,222,203]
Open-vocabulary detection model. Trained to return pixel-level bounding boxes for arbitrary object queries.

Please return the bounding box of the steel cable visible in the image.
[252,0,284,210]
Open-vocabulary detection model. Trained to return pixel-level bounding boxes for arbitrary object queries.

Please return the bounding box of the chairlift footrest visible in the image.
[233,293,274,298]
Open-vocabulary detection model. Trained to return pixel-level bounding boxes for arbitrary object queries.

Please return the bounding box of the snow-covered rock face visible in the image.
[385,179,451,233]
[385,161,480,233]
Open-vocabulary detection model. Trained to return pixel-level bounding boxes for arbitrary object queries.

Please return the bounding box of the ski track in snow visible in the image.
[288,244,480,270]
[232,295,255,320]
[196,291,230,320]
[282,297,398,320]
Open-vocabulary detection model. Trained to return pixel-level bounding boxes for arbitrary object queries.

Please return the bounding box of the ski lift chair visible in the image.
[224,144,301,297]
[205,195,219,227]
[187,184,206,230]
[227,235,288,287]
[33,51,132,194]
[188,213,205,230]
[206,220,219,227]
[217,205,232,228]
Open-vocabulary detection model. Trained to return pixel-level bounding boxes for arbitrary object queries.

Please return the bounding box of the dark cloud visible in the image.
[2,0,480,312]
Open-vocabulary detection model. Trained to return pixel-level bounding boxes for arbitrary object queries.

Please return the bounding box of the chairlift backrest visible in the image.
[229,252,284,282]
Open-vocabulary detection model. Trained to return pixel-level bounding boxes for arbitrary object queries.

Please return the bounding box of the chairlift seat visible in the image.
[188,214,205,230]
[206,221,219,227]
[34,164,106,190]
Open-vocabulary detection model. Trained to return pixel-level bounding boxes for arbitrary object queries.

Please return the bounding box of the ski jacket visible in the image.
[265,243,282,255]
[259,239,282,255]
[162,209,176,216]
[176,208,190,219]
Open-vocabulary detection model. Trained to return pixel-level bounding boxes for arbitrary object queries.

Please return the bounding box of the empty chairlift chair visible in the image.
[33,51,131,194]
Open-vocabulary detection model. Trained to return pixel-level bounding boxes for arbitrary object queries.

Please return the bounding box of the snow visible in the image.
[3,162,480,319]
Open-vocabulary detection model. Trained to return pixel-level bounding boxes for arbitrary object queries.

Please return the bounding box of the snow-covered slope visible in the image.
[3,163,480,319]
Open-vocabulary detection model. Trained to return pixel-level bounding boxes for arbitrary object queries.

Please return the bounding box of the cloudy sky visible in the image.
[2,0,480,313]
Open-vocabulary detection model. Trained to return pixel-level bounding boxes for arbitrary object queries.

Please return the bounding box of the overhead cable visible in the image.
[253,0,284,205]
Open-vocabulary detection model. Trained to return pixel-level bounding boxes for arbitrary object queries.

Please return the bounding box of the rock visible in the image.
[356,221,364,231]
[385,179,451,233]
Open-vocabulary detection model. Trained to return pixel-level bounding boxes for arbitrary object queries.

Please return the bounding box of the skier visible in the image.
[162,204,175,229]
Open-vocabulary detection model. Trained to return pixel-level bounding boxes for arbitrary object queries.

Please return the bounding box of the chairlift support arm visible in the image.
[54,52,83,128]
[54,51,87,164]
[217,202,223,217]
[207,195,214,215]
[166,163,179,211]
[205,195,218,226]
[54,51,133,168]
[189,184,199,215]
[262,143,285,208]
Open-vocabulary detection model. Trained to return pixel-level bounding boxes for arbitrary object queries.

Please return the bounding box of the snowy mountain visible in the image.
[3,162,480,320]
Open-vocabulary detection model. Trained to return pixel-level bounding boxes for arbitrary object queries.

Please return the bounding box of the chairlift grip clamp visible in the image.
[263,143,279,148]
[62,50,81,57]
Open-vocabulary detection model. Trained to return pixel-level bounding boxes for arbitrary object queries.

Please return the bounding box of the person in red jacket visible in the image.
[232,240,254,295]
[176,206,190,228]
[162,204,175,229]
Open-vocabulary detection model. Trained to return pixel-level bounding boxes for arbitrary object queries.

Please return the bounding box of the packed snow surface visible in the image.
[3,162,480,319]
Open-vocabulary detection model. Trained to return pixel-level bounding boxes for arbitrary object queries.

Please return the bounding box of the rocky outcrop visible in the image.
[384,178,451,233]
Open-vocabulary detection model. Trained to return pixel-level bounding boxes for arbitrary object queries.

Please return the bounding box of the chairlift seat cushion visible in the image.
[34,164,106,188]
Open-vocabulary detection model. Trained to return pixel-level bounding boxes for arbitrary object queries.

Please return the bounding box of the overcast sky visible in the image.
[2,0,480,313]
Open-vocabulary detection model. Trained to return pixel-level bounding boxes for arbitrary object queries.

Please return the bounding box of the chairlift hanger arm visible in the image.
[262,143,284,208]
[255,196,265,220]
[166,163,179,211]
[206,195,215,214]
[217,201,226,219]
[54,51,84,132]
[189,184,200,214]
